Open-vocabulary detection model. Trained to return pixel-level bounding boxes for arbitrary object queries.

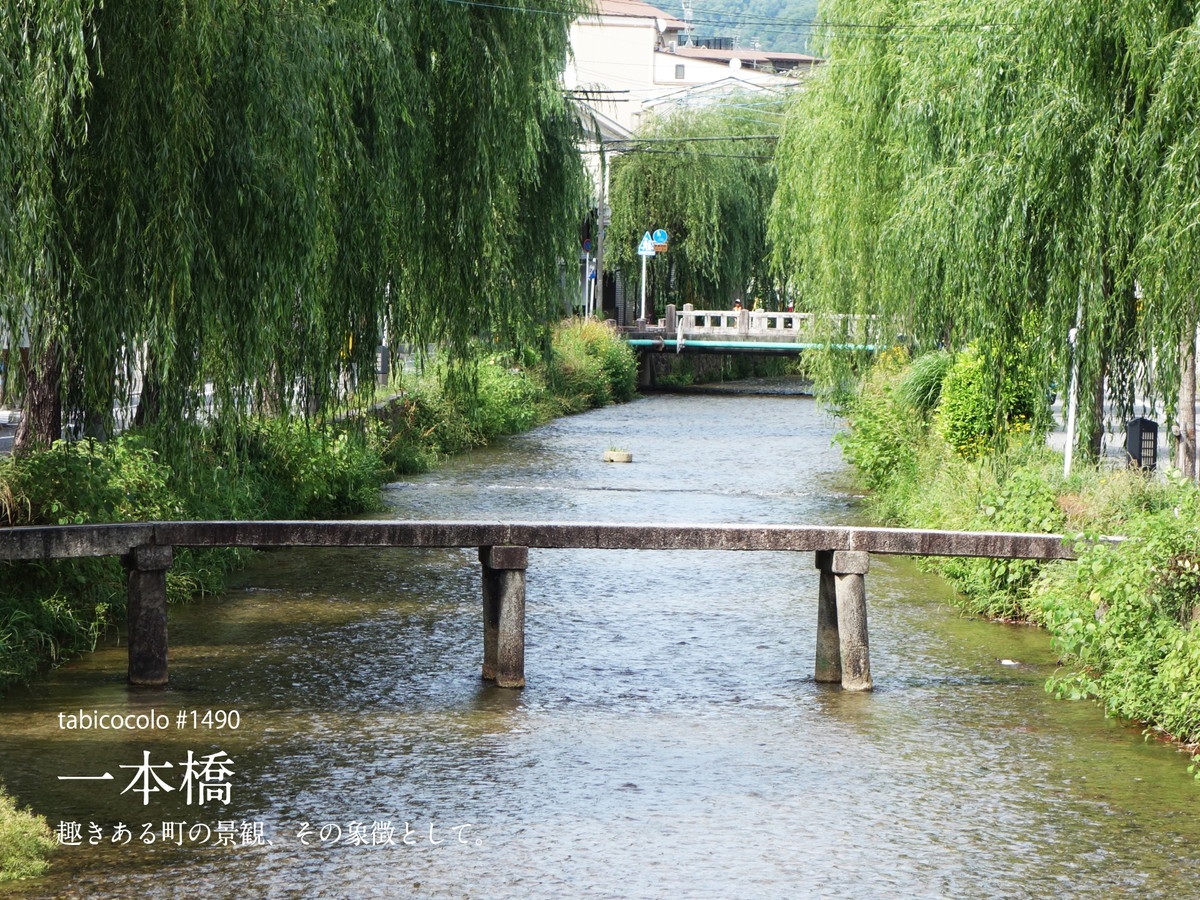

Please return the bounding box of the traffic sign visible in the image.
[652,228,669,244]
[637,232,656,256]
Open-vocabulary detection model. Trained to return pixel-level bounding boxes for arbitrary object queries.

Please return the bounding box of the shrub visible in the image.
[936,345,1044,459]
[835,350,923,497]
[236,421,386,518]
[0,436,183,526]
[1037,487,1200,745]
[0,785,53,882]
[547,318,637,410]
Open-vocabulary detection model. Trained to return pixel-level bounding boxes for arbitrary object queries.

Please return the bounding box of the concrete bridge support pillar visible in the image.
[480,545,528,688]
[122,544,173,686]
[813,551,841,684]
[814,550,872,691]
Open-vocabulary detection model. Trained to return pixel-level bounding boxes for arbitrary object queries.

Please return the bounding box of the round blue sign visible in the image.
[652,228,669,243]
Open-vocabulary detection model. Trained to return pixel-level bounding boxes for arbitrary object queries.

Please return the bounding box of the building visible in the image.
[566,0,821,322]
[566,0,819,133]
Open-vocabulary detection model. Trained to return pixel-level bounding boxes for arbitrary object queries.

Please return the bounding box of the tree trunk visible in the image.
[1177,326,1197,480]
[133,350,161,429]
[1086,362,1107,460]
[13,341,63,455]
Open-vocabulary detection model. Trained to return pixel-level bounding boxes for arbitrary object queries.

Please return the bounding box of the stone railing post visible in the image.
[480,546,529,688]
[122,545,173,686]
[680,303,694,336]
[814,549,872,691]
[665,303,677,335]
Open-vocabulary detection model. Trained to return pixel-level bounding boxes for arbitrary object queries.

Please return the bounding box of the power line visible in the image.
[681,0,1015,32]
[432,0,1020,40]
[603,134,779,143]
[584,147,773,159]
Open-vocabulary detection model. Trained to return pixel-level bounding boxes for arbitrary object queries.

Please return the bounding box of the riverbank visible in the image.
[0,319,636,881]
[0,319,636,693]
[837,351,1200,770]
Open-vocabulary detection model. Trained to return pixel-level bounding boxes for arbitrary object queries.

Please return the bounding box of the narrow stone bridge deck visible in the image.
[0,520,1103,693]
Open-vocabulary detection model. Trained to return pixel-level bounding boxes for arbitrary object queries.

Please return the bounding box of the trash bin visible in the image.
[1126,417,1158,470]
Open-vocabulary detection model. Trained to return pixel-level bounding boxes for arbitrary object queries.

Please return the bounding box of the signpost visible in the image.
[637,232,655,320]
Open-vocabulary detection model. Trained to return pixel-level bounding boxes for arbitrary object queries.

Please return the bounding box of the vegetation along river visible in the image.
[2,383,1200,899]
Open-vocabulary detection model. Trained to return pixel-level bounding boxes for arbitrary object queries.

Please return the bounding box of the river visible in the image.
[1,385,1199,898]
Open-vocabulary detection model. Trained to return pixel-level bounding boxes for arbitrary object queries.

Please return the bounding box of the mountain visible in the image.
[673,0,820,54]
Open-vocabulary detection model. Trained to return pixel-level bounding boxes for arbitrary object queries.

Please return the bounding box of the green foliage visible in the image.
[224,423,386,520]
[834,350,923,495]
[934,459,1067,618]
[839,351,1200,762]
[770,0,1200,458]
[685,0,819,53]
[382,319,637,463]
[1037,486,1200,747]
[839,354,1068,614]
[895,349,954,416]
[1,0,587,454]
[935,346,1045,460]
[936,351,996,459]
[608,100,781,314]
[548,319,638,411]
[0,437,182,526]
[0,785,53,882]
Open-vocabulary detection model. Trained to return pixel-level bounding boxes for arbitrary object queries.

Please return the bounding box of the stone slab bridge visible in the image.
[621,304,875,355]
[0,521,1096,692]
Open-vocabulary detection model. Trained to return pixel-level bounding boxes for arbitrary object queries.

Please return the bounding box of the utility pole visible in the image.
[1063,300,1082,479]
[595,153,608,319]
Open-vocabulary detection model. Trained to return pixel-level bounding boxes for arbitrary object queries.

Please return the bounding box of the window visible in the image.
[675,64,685,80]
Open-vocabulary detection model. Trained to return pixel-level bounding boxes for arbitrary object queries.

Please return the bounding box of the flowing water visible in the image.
[2,385,1200,899]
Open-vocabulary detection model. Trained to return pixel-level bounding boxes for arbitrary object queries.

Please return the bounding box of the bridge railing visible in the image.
[676,307,817,336]
[0,520,1102,693]
[634,304,875,343]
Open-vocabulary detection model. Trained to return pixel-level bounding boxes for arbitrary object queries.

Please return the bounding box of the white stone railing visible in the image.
[656,304,865,339]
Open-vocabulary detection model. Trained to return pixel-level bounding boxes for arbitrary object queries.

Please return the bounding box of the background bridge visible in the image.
[622,304,876,355]
[0,520,1096,693]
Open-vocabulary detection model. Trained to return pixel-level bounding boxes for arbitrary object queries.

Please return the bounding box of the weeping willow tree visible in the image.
[607,96,782,313]
[1,0,586,456]
[770,0,1200,461]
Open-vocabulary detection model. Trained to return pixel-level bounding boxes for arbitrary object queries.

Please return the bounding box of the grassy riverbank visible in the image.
[0,319,636,880]
[838,351,1200,767]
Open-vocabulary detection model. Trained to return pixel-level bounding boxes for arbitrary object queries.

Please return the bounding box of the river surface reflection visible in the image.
[1,385,1199,898]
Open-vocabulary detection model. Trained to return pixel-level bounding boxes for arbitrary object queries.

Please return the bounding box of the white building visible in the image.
[566,0,819,133]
